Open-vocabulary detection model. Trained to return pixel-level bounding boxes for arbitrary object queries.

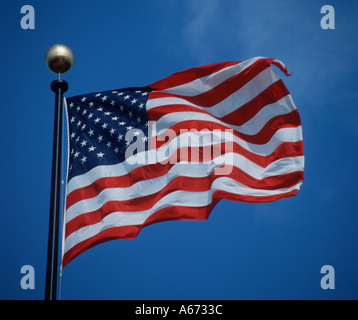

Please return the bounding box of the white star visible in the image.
[98,135,103,142]
[97,152,105,158]
[141,92,149,96]
[88,129,94,137]
[119,121,126,126]
[117,134,123,141]
[81,124,86,130]
[124,95,130,100]
[119,105,124,112]
[82,109,87,115]
[109,128,116,135]
[88,112,94,119]
[126,125,133,130]
[137,117,141,123]
[94,117,101,123]
[138,103,144,109]
[106,141,112,148]
[70,116,75,123]
[128,111,133,117]
[89,102,94,107]
[95,93,102,97]
[81,156,87,163]
[110,100,115,106]
[97,107,103,112]
[74,151,80,158]
[142,136,148,142]
[104,111,111,116]
[76,120,82,127]
[111,116,119,121]
[80,139,87,147]
[102,123,108,129]
[101,96,108,101]
[117,92,124,96]
[70,133,76,139]
[81,97,87,102]
[131,98,137,105]
[114,147,119,154]
[134,130,140,136]
[88,146,96,152]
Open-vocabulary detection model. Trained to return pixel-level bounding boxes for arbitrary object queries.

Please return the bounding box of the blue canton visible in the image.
[66,86,152,181]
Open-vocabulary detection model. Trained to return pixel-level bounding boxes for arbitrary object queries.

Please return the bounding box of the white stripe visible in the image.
[153,94,295,136]
[66,126,303,195]
[64,179,301,253]
[66,155,304,221]
[147,67,281,119]
[159,56,263,96]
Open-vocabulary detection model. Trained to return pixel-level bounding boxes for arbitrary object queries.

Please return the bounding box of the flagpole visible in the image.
[45,44,74,300]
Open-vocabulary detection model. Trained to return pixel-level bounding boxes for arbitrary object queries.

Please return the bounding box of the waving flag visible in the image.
[62,57,304,267]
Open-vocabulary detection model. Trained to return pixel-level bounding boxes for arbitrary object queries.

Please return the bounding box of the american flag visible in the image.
[62,57,304,267]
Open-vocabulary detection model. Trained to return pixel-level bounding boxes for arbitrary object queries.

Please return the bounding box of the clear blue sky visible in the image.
[1,0,358,300]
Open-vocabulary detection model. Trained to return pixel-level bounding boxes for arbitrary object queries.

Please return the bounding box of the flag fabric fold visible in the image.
[62,57,304,267]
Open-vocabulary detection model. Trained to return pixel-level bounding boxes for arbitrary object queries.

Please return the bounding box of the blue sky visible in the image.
[1,0,358,299]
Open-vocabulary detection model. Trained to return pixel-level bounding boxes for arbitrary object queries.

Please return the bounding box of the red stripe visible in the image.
[65,168,303,238]
[149,59,271,108]
[148,61,239,90]
[66,140,303,209]
[213,188,299,203]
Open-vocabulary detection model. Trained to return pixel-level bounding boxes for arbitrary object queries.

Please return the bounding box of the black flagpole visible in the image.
[45,79,68,300]
[45,44,74,300]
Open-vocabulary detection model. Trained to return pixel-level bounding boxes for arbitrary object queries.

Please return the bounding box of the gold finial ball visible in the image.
[45,44,75,75]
